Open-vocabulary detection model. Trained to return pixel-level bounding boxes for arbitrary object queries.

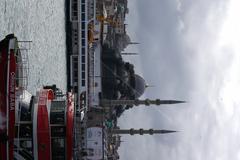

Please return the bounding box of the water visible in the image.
[0,0,67,94]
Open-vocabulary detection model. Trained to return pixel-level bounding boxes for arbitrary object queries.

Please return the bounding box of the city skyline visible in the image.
[1,0,240,159]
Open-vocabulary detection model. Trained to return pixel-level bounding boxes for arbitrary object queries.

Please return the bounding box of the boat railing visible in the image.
[70,0,78,22]
[87,41,102,108]
[88,46,95,107]
[16,41,31,91]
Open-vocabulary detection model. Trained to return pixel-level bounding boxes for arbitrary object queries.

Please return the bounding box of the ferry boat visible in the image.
[0,34,21,160]
[69,0,102,112]
[14,85,75,160]
[69,1,105,159]
[0,35,75,160]
[31,86,74,160]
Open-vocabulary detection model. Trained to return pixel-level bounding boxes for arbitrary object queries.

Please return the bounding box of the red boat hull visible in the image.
[0,36,16,160]
[0,38,8,160]
[8,49,16,160]
[37,89,54,160]
[66,92,74,160]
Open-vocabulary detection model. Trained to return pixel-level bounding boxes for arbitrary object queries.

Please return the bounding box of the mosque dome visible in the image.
[133,74,146,98]
[124,34,131,44]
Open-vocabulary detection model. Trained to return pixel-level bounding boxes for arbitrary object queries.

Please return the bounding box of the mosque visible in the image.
[77,42,185,160]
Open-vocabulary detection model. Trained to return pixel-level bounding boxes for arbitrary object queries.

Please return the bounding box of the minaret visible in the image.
[101,98,185,107]
[128,42,140,45]
[121,52,138,55]
[112,128,177,135]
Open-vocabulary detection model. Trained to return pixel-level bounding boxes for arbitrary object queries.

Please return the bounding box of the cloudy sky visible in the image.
[118,0,240,159]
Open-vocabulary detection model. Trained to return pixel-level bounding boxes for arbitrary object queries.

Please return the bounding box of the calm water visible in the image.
[0,0,67,93]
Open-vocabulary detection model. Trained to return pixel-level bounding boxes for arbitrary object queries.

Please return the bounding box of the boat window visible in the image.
[50,112,65,124]
[74,70,78,77]
[82,31,85,36]
[73,12,77,17]
[82,80,85,86]
[81,14,85,21]
[20,103,31,121]
[82,64,85,70]
[73,56,78,62]
[51,126,66,138]
[82,23,85,30]
[19,124,32,138]
[51,101,65,111]
[81,5,85,12]
[82,48,85,54]
[50,101,65,124]
[82,56,85,63]
[74,62,78,68]
[82,39,85,46]
[82,72,85,79]
[73,3,77,11]
[51,138,65,160]
[20,140,32,149]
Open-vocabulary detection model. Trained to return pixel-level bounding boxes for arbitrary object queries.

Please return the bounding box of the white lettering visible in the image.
[9,72,15,111]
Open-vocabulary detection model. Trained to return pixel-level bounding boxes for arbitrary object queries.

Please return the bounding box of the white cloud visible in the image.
[119,0,240,159]
[176,0,182,12]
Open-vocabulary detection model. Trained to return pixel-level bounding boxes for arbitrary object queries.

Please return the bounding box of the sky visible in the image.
[118,0,240,159]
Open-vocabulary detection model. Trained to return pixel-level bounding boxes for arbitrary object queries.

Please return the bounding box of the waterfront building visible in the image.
[66,0,185,159]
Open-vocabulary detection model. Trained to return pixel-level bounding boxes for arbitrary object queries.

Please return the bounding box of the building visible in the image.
[66,0,185,159]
